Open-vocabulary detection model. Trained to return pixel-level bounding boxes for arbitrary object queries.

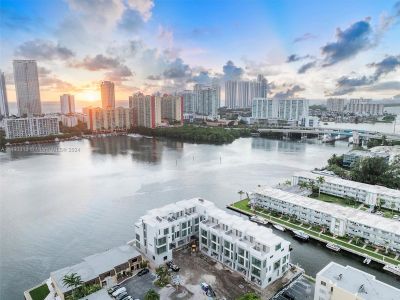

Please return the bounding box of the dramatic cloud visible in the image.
[364,81,400,91]
[222,60,244,81]
[162,58,191,79]
[38,67,77,91]
[190,71,213,85]
[15,39,75,60]
[286,54,313,63]
[73,54,121,71]
[105,65,134,82]
[330,55,400,95]
[298,61,317,74]
[321,20,373,66]
[273,85,305,99]
[293,32,317,43]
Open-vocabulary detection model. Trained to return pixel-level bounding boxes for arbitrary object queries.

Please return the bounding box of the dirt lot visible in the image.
[172,246,257,299]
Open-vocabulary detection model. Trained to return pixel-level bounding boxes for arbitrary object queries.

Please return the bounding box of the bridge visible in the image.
[257,127,400,142]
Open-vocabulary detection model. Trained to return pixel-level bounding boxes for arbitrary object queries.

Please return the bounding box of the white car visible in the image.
[112,287,127,297]
[393,215,399,220]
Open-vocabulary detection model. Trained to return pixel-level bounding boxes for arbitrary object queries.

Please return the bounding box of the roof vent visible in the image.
[198,198,204,202]
[358,284,367,294]
[336,273,343,280]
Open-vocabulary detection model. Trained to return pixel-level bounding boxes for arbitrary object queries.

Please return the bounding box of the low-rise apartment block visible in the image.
[250,187,400,251]
[134,198,290,288]
[342,149,389,167]
[50,244,142,300]
[292,171,400,211]
[4,116,60,139]
[314,262,400,300]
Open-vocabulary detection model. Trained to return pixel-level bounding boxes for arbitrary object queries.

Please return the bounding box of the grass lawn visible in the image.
[310,193,358,208]
[29,284,50,300]
[229,199,400,265]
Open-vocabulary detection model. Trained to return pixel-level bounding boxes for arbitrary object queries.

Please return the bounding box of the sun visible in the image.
[78,90,99,102]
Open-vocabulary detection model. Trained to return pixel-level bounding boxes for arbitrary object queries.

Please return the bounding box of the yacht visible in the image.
[250,215,268,225]
[383,264,400,276]
[326,242,341,252]
[292,230,310,241]
[272,224,285,231]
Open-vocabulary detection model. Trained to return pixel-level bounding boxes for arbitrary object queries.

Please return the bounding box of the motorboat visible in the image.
[292,230,310,241]
[250,215,268,225]
[326,242,341,252]
[272,224,285,231]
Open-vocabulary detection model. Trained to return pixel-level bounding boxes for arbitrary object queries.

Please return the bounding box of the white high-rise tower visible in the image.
[0,71,9,117]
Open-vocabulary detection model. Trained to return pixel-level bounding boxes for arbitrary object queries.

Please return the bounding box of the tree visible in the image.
[316,176,325,196]
[350,157,389,186]
[144,289,160,300]
[238,190,245,200]
[236,292,261,300]
[298,181,309,190]
[62,273,83,289]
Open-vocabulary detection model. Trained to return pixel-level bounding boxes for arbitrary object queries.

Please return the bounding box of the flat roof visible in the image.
[318,262,400,300]
[51,244,140,293]
[294,171,400,198]
[253,186,400,235]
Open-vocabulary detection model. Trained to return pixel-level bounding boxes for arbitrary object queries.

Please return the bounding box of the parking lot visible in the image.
[120,272,159,299]
[273,275,314,300]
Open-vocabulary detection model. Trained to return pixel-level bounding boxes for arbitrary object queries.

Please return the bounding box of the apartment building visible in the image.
[61,115,78,127]
[250,187,400,251]
[292,172,400,211]
[327,98,346,113]
[252,98,309,122]
[160,94,183,123]
[342,150,389,167]
[181,90,195,113]
[129,93,161,128]
[194,84,220,117]
[60,94,75,115]
[100,81,115,109]
[134,198,290,288]
[225,75,268,108]
[346,98,384,116]
[4,116,60,139]
[86,107,135,131]
[314,262,400,300]
[50,244,142,300]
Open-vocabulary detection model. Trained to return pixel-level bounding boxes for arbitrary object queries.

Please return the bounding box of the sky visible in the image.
[1,0,400,105]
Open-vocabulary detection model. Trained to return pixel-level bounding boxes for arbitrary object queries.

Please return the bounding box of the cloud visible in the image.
[273,85,305,99]
[329,55,400,95]
[147,75,162,80]
[364,81,400,91]
[37,67,77,91]
[14,39,75,60]
[126,0,154,21]
[162,58,191,79]
[298,61,317,74]
[158,25,174,48]
[118,9,144,31]
[190,71,213,85]
[222,60,244,81]
[286,54,313,63]
[377,1,400,34]
[293,33,317,43]
[321,19,373,66]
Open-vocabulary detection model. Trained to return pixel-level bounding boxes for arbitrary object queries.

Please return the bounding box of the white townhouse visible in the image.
[134,198,291,289]
[292,171,400,212]
[251,187,400,252]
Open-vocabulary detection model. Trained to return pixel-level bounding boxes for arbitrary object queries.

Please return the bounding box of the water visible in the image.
[0,136,399,299]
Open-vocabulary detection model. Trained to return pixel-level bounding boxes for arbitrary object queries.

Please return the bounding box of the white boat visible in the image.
[250,215,268,225]
[272,224,285,232]
[363,258,371,265]
[128,133,143,138]
[326,242,341,252]
[292,230,309,241]
[383,264,400,276]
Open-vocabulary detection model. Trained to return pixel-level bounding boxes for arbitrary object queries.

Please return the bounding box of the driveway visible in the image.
[120,272,159,300]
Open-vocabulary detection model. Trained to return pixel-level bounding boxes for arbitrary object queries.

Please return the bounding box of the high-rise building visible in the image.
[60,94,75,115]
[100,81,115,109]
[181,90,195,113]
[86,107,135,131]
[346,98,384,116]
[129,93,161,128]
[194,84,220,116]
[13,60,41,116]
[327,98,345,112]
[0,71,9,117]
[4,116,59,139]
[225,75,268,108]
[252,98,309,121]
[314,262,400,300]
[160,94,183,123]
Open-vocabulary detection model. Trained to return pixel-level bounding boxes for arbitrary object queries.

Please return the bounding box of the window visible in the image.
[135,234,140,241]
[194,217,199,224]
[157,237,167,245]
[252,257,261,268]
[201,237,207,245]
[251,266,261,277]
[201,229,207,237]
[321,281,326,286]
[273,260,280,271]
[275,243,281,251]
[156,245,167,254]
[164,228,169,235]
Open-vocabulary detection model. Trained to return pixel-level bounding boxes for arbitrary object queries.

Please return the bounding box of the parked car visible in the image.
[112,287,127,297]
[121,296,134,300]
[170,264,180,272]
[108,285,120,294]
[115,291,128,300]
[393,215,399,220]
[137,268,149,276]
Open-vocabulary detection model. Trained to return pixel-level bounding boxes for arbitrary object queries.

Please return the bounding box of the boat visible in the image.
[272,224,285,232]
[250,215,268,225]
[292,230,310,241]
[363,258,371,265]
[383,264,400,276]
[326,242,341,252]
[128,133,143,138]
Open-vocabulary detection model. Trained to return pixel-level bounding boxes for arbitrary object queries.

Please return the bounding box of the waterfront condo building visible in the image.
[160,94,183,124]
[327,98,346,113]
[181,90,195,113]
[292,171,400,211]
[252,98,309,123]
[100,81,115,109]
[134,198,290,288]
[13,60,42,116]
[4,116,59,139]
[86,107,135,131]
[225,75,268,108]
[0,70,9,117]
[250,187,400,251]
[60,94,75,115]
[314,262,400,300]
[342,149,390,167]
[193,84,220,117]
[129,93,161,128]
[346,98,384,116]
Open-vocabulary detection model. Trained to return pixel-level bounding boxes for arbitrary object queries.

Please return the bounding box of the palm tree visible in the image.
[62,273,83,289]
[298,181,309,190]
[316,176,325,196]
[238,190,244,200]
[144,289,160,300]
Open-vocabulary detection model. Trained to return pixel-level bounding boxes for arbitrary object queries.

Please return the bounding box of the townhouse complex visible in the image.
[314,262,400,300]
[292,172,400,211]
[134,198,291,288]
[250,187,400,252]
